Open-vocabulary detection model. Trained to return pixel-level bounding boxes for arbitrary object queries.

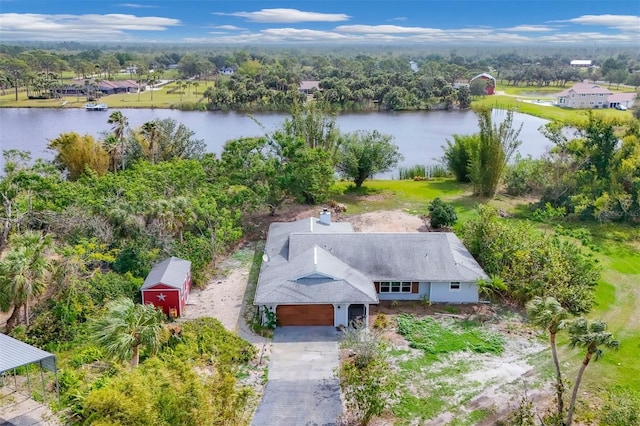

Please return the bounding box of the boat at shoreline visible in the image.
[84,103,108,111]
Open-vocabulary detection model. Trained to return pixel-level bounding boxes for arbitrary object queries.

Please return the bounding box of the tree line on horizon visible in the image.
[1,46,638,111]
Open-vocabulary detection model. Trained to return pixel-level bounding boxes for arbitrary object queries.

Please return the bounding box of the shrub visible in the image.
[428,198,458,228]
[503,155,548,196]
[372,314,390,330]
[338,324,397,425]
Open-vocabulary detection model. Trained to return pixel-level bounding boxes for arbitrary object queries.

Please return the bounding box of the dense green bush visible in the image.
[82,358,253,426]
[462,205,600,314]
[428,198,458,228]
[503,155,548,196]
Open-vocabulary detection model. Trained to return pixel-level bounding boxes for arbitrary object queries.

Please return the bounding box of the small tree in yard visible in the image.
[337,130,403,189]
[91,297,165,370]
[337,323,397,425]
[428,198,457,228]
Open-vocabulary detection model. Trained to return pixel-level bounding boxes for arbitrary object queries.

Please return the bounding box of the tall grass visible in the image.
[398,164,450,180]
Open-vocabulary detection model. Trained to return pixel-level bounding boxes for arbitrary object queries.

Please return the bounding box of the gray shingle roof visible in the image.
[255,217,487,306]
[141,256,191,290]
[0,333,57,373]
[289,232,487,282]
[255,245,377,304]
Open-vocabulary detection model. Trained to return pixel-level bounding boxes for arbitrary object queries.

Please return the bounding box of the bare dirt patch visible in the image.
[367,301,549,425]
[346,209,427,232]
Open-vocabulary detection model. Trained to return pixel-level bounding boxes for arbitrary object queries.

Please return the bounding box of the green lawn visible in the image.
[471,95,632,123]
[0,80,214,109]
[330,179,469,215]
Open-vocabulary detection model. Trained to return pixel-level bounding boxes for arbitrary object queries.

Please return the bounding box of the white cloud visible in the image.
[504,25,554,32]
[260,28,353,41]
[0,13,181,40]
[184,23,636,45]
[389,17,408,22]
[118,3,157,8]
[539,31,638,43]
[560,14,640,32]
[214,8,350,23]
[335,24,443,35]
[212,25,245,31]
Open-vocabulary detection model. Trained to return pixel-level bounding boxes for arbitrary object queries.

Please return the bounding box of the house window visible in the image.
[599,94,604,97]
[450,282,461,291]
[379,281,412,293]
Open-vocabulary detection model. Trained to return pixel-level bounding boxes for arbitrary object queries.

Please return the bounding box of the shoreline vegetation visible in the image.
[1,81,634,124]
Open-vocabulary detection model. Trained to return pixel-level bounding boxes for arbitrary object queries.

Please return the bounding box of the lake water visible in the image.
[0,108,551,177]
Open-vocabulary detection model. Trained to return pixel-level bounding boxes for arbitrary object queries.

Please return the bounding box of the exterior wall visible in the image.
[429,281,478,303]
[334,303,348,327]
[180,272,192,313]
[377,282,430,301]
[559,91,610,109]
[142,288,181,316]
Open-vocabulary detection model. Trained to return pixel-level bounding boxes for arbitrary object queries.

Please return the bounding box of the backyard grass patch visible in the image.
[330,179,469,215]
[397,314,505,355]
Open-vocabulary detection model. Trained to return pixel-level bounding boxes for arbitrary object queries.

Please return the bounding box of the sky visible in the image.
[0,0,638,45]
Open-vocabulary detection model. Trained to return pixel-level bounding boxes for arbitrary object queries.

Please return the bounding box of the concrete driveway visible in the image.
[252,327,342,426]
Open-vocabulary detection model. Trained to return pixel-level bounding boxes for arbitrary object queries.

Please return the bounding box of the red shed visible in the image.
[141,257,192,317]
[470,73,496,95]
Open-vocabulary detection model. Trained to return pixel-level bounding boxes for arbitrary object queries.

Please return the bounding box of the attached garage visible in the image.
[276,304,334,326]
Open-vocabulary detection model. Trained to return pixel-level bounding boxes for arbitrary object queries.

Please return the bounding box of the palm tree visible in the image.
[141,121,159,164]
[193,81,200,96]
[91,297,164,370]
[566,318,619,425]
[102,134,121,173]
[147,72,158,101]
[526,296,569,417]
[0,231,53,332]
[107,111,129,170]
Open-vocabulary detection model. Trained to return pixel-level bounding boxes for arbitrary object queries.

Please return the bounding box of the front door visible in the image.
[348,304,366,326]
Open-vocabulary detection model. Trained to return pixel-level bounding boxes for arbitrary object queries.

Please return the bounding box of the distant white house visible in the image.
[556,82,636,109]
[219,67,235,75]
[570,60,593,67]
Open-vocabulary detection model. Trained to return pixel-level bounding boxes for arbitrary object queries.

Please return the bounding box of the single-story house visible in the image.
[141,256,192,317]
[219,67,235,76]
[254,211,487,327]
[556,82,636,109]
[470,73,496,95]
[98,80,140,95]
[298,80,321,95]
